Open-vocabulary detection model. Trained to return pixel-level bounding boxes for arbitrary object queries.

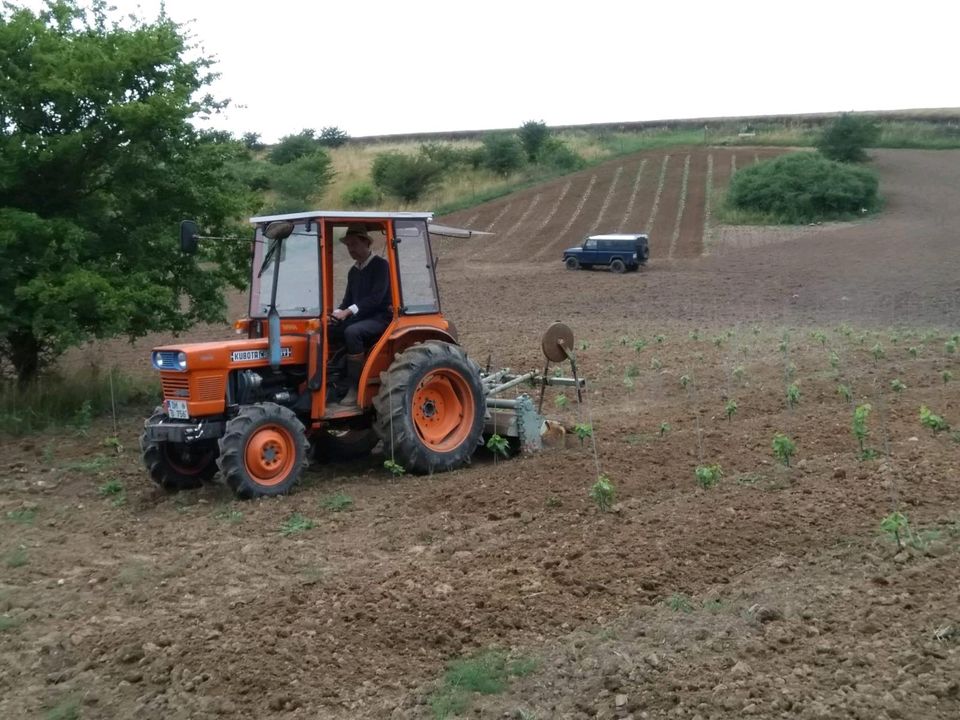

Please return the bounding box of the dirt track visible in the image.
[2,149,959,719]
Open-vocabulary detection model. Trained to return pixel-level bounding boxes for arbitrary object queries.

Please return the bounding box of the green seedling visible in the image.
[852,403,874,459]
[665,593,693,613]
[856,334,867,345]
[655,334,665,344]
[890,379,906,393]
[573,423,593,445]
[625,363,640,379]
[889,333,899,344]
[383,459,406,476]
[102,436,124,454]
[578,341,588,351]
[633,338,647,352]
[658,422,671,437]
[486,433,510,458]
[786,382,801,408]
[943,370,953,384]
[322,492,354,512]
[785,362,797,379]
[679,374,691,389]
[772,433,796,466]
[280,513,315,536]
[724,399,738,421]
[555,393,569,408]
[837,384,852,402]
[650,357,662,370]
[619,336,629,346]
[545,496,562,509]
[837,323,853,338]
[829,351,840,369]
[712,335,723,348]
[622,376,635,389]
[214,508,243,524]
[880,511,912,552]
[689,330,700,341]
[98,479,123,497]
[5,547,27,568]
[946,339,958,355]
[695,464,722,488]
[907,346,919,358]
[919,405,950,435]
[732,365,746,383]
[811,331,827,346]
[778,336,788,353]
[871,343,885,364]
[589,474,616,512]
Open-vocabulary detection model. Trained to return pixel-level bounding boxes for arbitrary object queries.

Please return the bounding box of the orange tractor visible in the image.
[140,211,582,499]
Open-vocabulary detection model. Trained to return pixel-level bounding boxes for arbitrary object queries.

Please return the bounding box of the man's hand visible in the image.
[331,308,352,321]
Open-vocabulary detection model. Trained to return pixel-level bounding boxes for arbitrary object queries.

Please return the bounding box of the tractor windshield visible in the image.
[249,222,320,317]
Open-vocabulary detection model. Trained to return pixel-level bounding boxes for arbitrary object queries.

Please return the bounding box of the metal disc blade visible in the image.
[541,322,574,362]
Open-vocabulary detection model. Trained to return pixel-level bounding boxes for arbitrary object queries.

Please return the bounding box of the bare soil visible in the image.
[3,149,960,719]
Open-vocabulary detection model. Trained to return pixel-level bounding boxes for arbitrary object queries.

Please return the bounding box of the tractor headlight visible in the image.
[177,351,188,371]
[151,351,162,370]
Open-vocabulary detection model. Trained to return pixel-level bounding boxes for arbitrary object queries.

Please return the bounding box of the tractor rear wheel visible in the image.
[610,258,626,273]
[218,403,309,499]
[565,256,580,270]
[140,408,218,491]
[373,341,485,474]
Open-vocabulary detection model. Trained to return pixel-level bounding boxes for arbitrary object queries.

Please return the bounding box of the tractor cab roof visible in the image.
[249,210,433,226]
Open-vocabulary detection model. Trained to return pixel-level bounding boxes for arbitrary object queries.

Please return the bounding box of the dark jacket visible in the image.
[339,255,392,322]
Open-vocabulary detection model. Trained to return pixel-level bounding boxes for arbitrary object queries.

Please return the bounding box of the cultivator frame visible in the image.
[480,322,586,452]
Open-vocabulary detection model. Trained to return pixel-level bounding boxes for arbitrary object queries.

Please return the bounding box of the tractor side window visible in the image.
[250,222,320,317]
[395,219,439,314]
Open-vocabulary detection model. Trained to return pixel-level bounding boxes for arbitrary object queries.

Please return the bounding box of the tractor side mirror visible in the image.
[180,220,199,254]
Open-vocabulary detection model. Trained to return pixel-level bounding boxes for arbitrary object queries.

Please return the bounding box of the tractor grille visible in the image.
[160,373,190,400]
[195,375,225,402]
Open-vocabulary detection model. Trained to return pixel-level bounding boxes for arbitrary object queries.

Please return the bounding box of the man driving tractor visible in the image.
[328,224,392,407]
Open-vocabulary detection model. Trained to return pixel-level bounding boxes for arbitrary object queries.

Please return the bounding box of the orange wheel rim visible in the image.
[412,368,475,452]
[244,425,296,486]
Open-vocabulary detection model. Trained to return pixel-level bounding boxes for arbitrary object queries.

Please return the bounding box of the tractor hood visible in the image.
[151,336,309,373]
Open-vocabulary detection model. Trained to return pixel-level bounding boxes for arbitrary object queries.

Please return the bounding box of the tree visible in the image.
[266,152,335,213]
[371,152,443,202]
[318,126,350,148]
[816,114,881,163]
[269,129,319,164]
[0,1,253,382]
[519,120,550,161]
[242,132,264,150]
[481,133,525,176]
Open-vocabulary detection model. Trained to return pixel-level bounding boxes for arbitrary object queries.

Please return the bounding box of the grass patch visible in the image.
[45,698,81,720]
[429,649,538,720]
[0,367,160,436]
[0,614,21,632]
[63,455,116,474]
[665,593,694,613]
[6,546,28,568]
[6,506,37,524]
[280,513,315,536]
[322,492,354,512]
[214,507,244,524]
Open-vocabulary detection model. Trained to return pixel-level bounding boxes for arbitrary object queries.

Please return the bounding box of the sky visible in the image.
[47,0,960,141]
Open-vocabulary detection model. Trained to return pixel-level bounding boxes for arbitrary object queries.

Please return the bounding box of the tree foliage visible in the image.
[269,129,320,165]
[265,151,334,214]
[0,1,254,381]
[726,152,879,223]
[816,114,881,163]
[519,120,550,161]
[371,152,443,202]
[318,126,350,148]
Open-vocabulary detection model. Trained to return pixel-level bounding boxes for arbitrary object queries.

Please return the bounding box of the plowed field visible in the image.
[2,149,959,720]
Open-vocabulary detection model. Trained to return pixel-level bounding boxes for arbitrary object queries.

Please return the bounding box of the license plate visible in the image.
[167,400,189,420]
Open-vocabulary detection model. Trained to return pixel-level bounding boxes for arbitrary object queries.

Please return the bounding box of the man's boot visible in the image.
[337,352,366,407]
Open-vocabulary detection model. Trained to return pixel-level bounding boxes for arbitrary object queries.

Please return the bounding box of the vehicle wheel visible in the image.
[373,341,485,474]
[610,258,626,274]
[140,408,218,491]
[218,403,309,499]
[312,427,379,461]
[565,256,580,271]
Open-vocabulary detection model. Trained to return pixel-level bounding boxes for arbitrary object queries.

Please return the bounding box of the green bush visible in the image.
[538,138,586,171]
[816,114,881,162]
[371,152,443,202]
[269,151,334,209]
[341,180,378,208]
[418,142,475,171]
[480,133,525,176]
[317,126,349,148]
[726,152,879,223]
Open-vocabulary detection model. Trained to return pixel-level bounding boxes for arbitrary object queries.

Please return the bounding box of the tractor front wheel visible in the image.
[218,403,308,499]
[140,408,219,491]
[373,341,485,474]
